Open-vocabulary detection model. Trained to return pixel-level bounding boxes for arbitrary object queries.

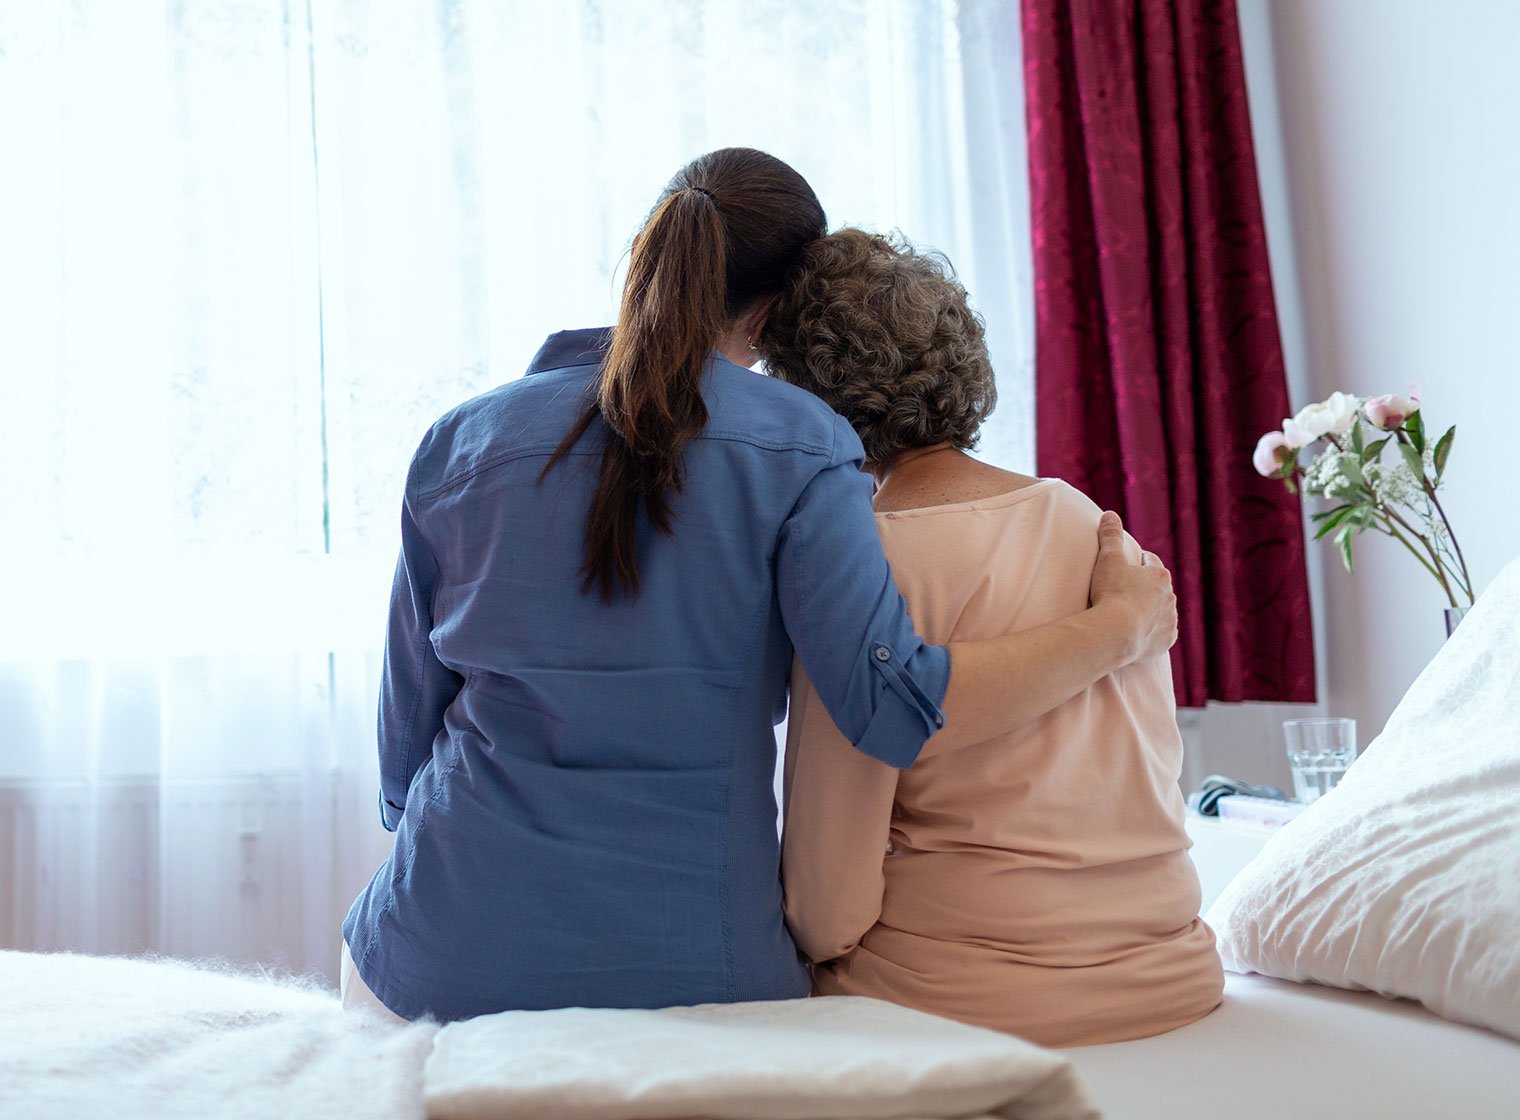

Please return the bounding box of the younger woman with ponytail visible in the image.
[342,149,1176,1022]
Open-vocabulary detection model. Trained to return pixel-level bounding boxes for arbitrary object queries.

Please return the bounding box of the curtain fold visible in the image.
[1022,0,1314,706]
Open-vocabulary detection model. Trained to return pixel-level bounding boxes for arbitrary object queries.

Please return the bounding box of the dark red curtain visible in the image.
[1022,0,1314,706]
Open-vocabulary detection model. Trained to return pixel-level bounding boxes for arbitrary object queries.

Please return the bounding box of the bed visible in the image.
[8,575,1516,1118]
[1068,972,1520,1119]
[6,946,1518,1119]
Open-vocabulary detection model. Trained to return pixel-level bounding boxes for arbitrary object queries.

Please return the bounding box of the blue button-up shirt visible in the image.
[343,329,949,1021]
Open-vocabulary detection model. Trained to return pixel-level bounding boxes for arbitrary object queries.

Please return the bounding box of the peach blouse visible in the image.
[781,480,1223,1047]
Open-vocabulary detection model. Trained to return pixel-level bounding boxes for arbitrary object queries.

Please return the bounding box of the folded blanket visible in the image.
[425,995,1098,1120]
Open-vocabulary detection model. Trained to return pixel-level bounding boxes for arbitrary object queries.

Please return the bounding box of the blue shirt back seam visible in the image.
[418,430,836,503]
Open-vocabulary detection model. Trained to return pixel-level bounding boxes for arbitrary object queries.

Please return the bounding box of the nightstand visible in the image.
[1185,813,1276,912]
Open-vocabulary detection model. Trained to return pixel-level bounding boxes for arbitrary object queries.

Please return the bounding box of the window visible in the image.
[0,0,1031,974]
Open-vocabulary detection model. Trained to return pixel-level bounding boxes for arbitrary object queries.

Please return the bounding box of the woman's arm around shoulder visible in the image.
[776,417,1177,769]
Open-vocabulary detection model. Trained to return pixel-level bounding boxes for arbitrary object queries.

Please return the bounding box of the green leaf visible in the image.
[1337,527,1355,573]
[1338,456,1368,491]
[1362,435,1392,463]
[1314,506,1357,540]
[1433,426,1455,480]
[1398,439,1426,481]
[1351,422,1365,456]
[1310,504,1353,523]
[1407,409,1426,453]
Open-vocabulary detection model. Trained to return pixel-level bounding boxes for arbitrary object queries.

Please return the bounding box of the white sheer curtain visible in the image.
[0,0,1031,983]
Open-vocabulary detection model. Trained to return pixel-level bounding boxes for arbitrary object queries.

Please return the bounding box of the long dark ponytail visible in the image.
[547,148,826,601]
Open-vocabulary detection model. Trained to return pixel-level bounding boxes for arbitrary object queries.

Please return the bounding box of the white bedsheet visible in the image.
[1066,972,1520,1120]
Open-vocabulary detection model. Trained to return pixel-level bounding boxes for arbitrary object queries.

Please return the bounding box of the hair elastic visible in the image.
[690,186,715,199]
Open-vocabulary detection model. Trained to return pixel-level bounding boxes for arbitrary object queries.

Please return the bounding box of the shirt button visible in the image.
[874,647,891,661]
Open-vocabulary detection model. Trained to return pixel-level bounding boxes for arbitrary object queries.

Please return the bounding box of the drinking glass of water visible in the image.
[1283,718,1357,804]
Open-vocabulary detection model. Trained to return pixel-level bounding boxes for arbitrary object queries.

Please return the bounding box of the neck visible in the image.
[872,444,961,487]
[717,320,759,368]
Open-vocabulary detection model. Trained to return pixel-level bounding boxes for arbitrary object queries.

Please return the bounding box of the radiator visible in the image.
[0,772,394,984]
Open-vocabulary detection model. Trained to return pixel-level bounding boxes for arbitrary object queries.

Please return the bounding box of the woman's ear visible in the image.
[742,295,778,346]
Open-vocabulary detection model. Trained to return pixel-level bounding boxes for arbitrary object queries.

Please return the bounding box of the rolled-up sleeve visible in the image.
[376,455,463,830]
[776,416,949,769]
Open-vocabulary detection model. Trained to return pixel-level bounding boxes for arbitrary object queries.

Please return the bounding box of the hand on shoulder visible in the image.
[1090,511,1178,664]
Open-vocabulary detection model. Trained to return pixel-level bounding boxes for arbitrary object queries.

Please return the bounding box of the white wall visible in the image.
[1200,0,1520,769]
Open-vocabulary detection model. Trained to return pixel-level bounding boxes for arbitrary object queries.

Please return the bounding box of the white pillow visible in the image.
[1207,556,1520,1041]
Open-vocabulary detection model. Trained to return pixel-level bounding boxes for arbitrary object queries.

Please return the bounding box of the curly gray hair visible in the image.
[758,228,997,465]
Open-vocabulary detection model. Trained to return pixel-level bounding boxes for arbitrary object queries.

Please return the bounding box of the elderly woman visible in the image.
[759,230,1223,1047]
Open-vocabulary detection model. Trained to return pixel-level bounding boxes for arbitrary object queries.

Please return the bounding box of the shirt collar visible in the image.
[526,327,612,375]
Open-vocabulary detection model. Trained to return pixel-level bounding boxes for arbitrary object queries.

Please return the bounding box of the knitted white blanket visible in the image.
[0,951,436,1120]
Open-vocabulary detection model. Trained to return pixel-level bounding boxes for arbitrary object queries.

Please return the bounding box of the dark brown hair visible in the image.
[758,229,996,466]
[547,148,826,601]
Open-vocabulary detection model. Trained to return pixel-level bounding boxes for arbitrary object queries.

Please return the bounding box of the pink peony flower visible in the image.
[1253,430,1293,477]
[1364,386,1422,430]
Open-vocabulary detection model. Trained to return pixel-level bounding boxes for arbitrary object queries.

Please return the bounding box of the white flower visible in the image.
[1303,448,1357,497]
[1365,460,1421,507]
[1282,392,1360,449]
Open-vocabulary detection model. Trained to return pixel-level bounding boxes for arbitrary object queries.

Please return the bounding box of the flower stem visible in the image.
[1370,515,1446,588]
[1378,501,1459,608]
[1426,488,1475,605]
[1390,428,1474,606]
